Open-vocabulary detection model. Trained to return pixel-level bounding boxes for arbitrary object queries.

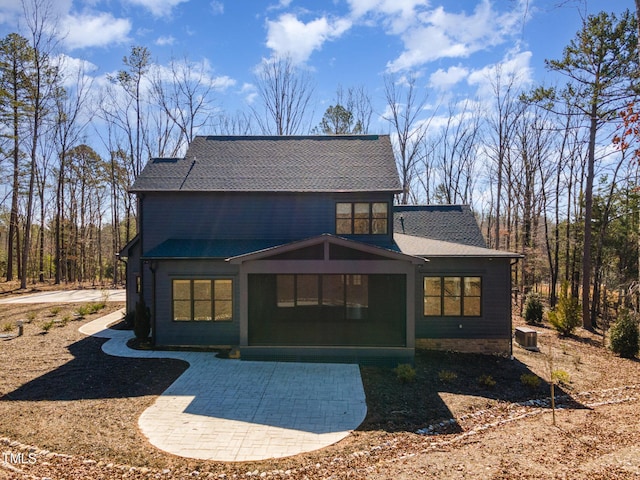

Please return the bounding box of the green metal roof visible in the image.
[142,239,290,259]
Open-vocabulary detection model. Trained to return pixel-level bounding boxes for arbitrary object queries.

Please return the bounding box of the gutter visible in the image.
[149,260,157,346]
[509,257,522,360]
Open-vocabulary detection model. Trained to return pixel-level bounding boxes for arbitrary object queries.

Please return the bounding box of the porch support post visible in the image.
[406,266,416,349]
[239,267,249,346]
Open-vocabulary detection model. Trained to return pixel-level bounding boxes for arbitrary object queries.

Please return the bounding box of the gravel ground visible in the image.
[1,300,640,479]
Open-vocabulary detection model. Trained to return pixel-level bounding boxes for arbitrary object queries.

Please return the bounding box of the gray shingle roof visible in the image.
[393,205,487,247]
[131,135,402,193]
[394,233,521,258]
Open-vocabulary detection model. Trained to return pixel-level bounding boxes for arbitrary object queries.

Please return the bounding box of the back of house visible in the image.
[120,135,520,363]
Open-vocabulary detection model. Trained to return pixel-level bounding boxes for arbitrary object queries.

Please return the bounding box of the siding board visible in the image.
[141,191,394,252]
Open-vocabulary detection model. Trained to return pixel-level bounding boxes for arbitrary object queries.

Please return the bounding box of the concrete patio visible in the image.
[79,310,367,462]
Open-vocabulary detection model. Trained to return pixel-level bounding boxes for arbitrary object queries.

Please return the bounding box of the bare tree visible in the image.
[20,0,61,289]
[214,111,253,135]
[150,56,218,155]
[252,57,315,135]
[383,74,432,205]
[431,100,481,205]
[484,65,526,250]
[106,45,151,177]
[53,58,92,284]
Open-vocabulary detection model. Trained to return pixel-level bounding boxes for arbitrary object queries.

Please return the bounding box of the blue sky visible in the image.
[0,0,634,134]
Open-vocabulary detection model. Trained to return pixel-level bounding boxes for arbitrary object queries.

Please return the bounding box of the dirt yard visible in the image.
[1,297,639,479]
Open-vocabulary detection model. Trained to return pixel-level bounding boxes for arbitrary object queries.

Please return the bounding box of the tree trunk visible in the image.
[581,109,598,330]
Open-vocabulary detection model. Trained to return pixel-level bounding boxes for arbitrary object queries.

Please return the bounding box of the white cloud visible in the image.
[61,12,131,49]
[346,0,527,72]
[467,50,533,100]
[53,53,98,88]
[267,0,293,10]
[155,35,176,46]
[125,0,189,17]
[210,1,224,15]
[348,0,427,25]
[386,0,525,72]
[150,59,236,92]
[240,82,258,104]
[429,65,469,90]
[265,13,352,65]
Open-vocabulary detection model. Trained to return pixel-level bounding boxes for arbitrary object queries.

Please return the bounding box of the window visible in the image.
[346,274,368,319]
[276,274,368,318]
[277,275,295,307]
[322,275,344,307]
[297,275,320,306]
[172,279,233,321]
[423,276,482,317]
[336,202,388,235]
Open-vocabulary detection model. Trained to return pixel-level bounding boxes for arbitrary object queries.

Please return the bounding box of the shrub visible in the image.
[88,302,106,314]
[123,310,136,328]
[75,305,90,317]
[134,298,151,340]
[41,320,55,332]
[552,369,571,386]
[520,373,541,390]
[1,322,15,333]
[548,283,581,336]
[438,370,457,383]
[394,363,416,383]
[478,374,496,388]
[523,292,544,324]
[49,306,60,316]
[609,308,639,359]
[26,312,36,322]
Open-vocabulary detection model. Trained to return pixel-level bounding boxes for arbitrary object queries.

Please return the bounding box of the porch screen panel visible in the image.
[346,274,368,319]
[297,275,319,305]
[276,275,295,307]
[249,274,405,347]
[322,275,344,306]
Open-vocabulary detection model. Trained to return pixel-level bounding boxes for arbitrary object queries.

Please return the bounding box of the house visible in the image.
[120,135,520,363]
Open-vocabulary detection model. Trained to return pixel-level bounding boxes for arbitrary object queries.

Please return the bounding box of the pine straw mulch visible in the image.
[1,304,640,479]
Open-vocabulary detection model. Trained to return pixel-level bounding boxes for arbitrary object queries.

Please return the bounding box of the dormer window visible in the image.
[336,202,388,235]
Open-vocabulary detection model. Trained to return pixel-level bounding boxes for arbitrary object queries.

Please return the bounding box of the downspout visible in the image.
[138,193,145,303]
[509,257,522,360]
[149,260,157,346]
[116,253,128,313]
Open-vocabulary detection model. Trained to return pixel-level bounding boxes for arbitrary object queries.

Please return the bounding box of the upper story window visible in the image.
[336,202,388,235]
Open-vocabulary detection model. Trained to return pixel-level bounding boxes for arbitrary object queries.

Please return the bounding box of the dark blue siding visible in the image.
[141,191,395,252]
[415,257,512,339]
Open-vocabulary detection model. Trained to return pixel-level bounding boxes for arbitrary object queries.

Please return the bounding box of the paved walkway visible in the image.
[0,289,125,304]
[79,311,367,462]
